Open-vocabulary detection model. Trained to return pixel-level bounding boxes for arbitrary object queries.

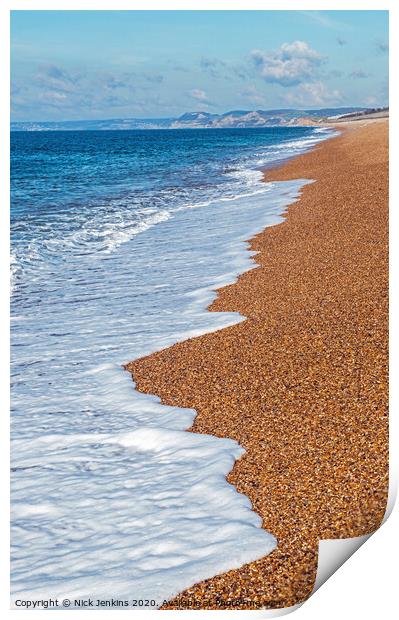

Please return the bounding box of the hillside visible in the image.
[11,107,369,131]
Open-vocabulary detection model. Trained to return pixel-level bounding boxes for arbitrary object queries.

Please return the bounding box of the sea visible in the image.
[11,126,334,606]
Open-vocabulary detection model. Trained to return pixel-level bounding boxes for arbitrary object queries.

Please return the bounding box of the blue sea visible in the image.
[11,126,333,605]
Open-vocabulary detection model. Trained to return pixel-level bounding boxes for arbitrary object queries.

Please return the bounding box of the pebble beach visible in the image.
[126,119,389,609]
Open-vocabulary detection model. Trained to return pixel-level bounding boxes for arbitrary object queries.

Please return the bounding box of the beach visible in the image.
[126,119,389,609]
[11,126,337,604]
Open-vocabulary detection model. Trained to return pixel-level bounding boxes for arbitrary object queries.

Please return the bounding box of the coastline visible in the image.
[126,120,388,609]
[11,126,337,604]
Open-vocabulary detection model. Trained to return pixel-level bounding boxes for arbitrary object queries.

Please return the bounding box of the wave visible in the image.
[11,128,336,293]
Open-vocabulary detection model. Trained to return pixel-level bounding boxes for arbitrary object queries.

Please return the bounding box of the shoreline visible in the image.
[126,119,388,609]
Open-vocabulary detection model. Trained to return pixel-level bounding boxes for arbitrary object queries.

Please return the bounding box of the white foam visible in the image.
[12,425,276,605]
[11,128,335,606]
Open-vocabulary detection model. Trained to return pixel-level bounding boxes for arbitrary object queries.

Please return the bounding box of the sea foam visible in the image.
[11,127,335,606]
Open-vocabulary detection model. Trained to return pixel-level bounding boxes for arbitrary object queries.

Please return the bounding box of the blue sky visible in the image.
[11,10,389,121]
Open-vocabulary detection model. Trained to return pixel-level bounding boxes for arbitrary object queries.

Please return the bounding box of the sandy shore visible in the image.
[126,120,388,609]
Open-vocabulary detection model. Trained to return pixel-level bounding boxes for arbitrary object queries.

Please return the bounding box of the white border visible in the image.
[2,2,397,618]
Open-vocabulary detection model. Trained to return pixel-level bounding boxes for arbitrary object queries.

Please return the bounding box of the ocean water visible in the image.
[11,126,333,606]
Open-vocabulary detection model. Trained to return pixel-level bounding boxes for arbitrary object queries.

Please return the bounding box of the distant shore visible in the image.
[127,119,388,609]
[328,109,389,123]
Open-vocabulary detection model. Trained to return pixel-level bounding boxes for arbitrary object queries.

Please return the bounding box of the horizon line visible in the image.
[11,104,389,125]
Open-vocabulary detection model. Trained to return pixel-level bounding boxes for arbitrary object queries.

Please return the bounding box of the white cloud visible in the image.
[251,41,324,87]
[300,11,351,31]
[189,89,209,102]
[283,81,343,107]
[41,91,68,101]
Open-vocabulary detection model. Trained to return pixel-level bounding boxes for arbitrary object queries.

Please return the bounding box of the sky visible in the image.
[10,10,389,121]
